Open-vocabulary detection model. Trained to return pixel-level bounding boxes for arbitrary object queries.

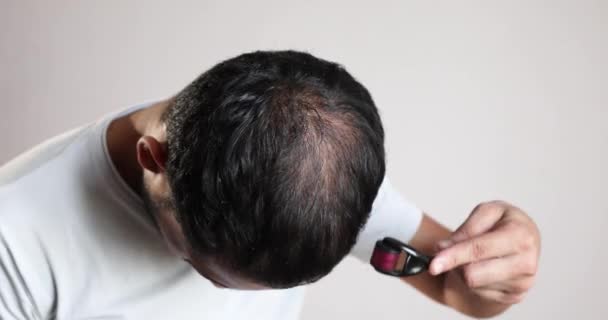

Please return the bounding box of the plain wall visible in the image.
[1,1,606,319]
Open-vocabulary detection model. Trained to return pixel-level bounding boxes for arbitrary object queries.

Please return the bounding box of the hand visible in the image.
[429,200,541,305]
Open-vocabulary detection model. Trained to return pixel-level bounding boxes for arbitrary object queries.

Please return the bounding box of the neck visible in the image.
[105,100,170,197]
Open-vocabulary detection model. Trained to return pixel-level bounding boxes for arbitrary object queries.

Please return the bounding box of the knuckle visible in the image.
[518,233,536,252]
[472,202,486,213]
[459,226,474,239]
[456,223,477,240]
[488,199,505,207]
[477,201,496,213]
[485,200,505,212]
[476,201,506,220]
[451,230,470,244]
[521,257,538,276]
[470,239,486,260]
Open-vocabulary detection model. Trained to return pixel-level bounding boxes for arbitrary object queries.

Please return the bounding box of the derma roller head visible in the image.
[370,237,433,277]
[370,239,403,276]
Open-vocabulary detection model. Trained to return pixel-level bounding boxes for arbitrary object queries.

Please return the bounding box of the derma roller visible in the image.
[370,237,433,277]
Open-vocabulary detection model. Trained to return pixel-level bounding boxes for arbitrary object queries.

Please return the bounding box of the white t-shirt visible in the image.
[0,101,422,320]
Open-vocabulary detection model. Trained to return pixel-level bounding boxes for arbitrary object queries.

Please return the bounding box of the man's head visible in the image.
[136,50,385,289]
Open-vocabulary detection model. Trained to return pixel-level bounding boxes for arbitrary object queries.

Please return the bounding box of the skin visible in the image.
[106,99,541,317]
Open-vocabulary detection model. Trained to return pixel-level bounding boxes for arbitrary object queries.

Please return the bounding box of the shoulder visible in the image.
[0,123,92,188]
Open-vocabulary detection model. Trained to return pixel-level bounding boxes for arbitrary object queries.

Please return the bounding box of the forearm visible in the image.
[402,260,510,318]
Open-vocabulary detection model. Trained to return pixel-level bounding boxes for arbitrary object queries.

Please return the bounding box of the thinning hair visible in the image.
[162,50,385,288]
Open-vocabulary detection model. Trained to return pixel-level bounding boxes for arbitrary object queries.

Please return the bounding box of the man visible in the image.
[0,50,540,319]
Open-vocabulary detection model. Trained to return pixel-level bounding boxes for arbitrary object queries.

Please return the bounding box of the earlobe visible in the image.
[137,136,167,173]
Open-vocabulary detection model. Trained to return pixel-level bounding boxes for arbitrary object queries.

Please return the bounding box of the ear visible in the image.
[136,136,167,173]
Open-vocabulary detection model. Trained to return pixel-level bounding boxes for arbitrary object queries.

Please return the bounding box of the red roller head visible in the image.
[371,237,431,277]
[370,241,400,273]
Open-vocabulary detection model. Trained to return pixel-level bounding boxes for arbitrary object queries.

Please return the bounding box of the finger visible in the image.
[477,276,536,295]
[430,228,517,275]
[474,288,527,305]
[460,254,536,288]
[437,202,506,250]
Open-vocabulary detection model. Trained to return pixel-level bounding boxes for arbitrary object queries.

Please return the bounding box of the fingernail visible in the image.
[431,259,444,275]
[437,239,453,250]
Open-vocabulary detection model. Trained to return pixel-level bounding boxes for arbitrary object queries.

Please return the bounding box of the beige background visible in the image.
[1,1,607,319]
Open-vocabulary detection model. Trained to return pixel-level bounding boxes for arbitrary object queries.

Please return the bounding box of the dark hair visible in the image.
[163,50,385,288]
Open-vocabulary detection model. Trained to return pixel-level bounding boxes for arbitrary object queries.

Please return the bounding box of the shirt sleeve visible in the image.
[0,229,48,320]
[349,175,424,264]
